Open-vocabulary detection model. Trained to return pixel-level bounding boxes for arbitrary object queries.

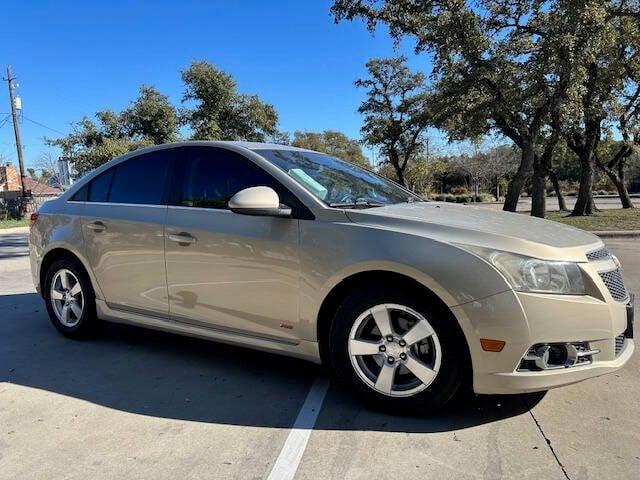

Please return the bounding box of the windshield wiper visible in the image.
[329,198,386,209]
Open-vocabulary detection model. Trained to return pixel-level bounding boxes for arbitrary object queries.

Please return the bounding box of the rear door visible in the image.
[81,149,172,315]
[164,146,302,342]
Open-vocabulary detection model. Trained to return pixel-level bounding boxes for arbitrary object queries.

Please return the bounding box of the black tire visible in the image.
[328,284,467,416]
[43,257,99,339]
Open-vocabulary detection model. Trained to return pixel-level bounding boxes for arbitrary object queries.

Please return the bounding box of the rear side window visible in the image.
[173,147,278,209]
[70,185,88,201]
[108,151,170,205]
[88,169,114,202]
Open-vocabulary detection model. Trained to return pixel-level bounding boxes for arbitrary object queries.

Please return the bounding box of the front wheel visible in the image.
[328,286,467,415]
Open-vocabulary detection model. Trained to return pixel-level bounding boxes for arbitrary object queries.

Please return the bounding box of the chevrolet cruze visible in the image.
[29,142,635,414]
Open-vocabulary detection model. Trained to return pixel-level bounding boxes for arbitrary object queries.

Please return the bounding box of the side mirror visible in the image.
[228,186,292,218]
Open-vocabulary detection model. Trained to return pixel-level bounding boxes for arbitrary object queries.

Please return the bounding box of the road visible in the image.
[474,195,640,211]
[1,228,638,479]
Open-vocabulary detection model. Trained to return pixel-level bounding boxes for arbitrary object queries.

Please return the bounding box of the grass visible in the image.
[545,208,640,231]
[0,218,29,230]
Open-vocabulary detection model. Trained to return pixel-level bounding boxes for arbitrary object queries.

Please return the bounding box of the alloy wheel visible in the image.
[348,303,442,397]
[50,269,84,327]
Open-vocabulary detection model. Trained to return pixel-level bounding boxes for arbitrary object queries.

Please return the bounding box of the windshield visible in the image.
[255,149,422,207]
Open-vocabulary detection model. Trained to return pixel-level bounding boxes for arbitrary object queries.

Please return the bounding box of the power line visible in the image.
[21,115,66,135]
[0,114,11,129]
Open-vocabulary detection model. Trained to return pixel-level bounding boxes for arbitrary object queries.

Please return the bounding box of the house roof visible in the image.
[23,177,63,195]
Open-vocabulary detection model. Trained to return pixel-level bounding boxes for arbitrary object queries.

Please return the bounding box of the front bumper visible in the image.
[451,289,634,395]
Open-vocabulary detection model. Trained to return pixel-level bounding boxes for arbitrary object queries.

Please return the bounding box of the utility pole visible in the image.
[5,65,26,197]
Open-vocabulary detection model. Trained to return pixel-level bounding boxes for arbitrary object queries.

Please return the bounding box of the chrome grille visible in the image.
[615,335,626,356]
[598,268,630,302]
[586,247,611,262]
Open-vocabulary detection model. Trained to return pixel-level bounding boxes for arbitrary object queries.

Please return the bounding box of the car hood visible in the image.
[344,202,602,262]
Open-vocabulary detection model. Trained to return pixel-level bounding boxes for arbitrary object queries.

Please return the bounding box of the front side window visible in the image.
[255,149,421,207]
[172,147,280,209]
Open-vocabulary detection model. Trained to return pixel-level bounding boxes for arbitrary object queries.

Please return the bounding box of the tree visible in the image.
[47,111,150,175]
[452,143,518,201]
[332,1,596,217]
[181,61,278,141]
[36,150,64,188]
[292,130,370,167]
[594,56,640,209]
[122,85,179,144]
[556,6,640,215]
[355,57,432,186]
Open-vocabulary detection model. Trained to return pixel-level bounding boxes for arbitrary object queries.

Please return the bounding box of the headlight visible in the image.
[466,247,586,295]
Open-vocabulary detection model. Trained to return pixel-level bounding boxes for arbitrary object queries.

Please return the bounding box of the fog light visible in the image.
[518,342,599,371]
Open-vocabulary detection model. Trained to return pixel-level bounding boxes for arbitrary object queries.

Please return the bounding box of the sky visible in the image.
[0,0,435,170]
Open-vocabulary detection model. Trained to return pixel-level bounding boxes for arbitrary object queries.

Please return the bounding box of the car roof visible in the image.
[144,140,319,154]
[216,141,317,153]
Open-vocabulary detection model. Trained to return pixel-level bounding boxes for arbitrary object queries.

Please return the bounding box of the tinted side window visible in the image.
[88,169,114,202]
[109,151,170,205]
[176,147,277,209]
[70,185,88,201]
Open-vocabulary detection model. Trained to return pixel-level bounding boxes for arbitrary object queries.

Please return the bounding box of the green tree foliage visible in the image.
[292,130,370,167]
[48,111,151,175]
[334,0,640,216]
[122,85,179,144]
[355,57,432,186]
[181,61,278,141]
[556,4,640,214]
[333,1,576,215]
[47,86,179,175]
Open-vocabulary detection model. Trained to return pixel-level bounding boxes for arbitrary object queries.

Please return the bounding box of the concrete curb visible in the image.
[592,230,640,238]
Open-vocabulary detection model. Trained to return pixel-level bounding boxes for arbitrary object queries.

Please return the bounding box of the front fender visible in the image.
[298,219,511,341]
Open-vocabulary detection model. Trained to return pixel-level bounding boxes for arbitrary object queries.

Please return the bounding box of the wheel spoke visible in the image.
[404,354,437,387]
[60,271,70,290]
[349,338,382,356]
[51,290,64,300]
[69,282,82,297]
[70,303,82,319]
[402,318,434,346]
[61,305,71,323]
[374,362,396,394]
[371,305,393,337]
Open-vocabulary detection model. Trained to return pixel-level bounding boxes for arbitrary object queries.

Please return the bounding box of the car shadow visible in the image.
[1,292,545,433]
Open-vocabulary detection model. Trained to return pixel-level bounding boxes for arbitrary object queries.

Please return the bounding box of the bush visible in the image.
[430,193,494,203]
[450,186,468,195]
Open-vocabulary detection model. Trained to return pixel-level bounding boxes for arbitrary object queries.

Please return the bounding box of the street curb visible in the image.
[592,231,640,238]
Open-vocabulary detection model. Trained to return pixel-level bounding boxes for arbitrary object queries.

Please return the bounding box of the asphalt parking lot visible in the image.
[1,228,638,479]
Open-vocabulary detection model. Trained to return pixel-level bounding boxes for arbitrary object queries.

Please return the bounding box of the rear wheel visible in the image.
[44,258,98,338]
[328,286,466,415]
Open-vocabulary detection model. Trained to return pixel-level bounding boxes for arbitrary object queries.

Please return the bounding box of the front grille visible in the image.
[615,335,626,356]
[586,246,611,262]
[599,268,630,302]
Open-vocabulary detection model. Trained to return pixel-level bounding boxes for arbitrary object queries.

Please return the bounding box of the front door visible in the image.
[164,146,301,342]
[81,149,172,315]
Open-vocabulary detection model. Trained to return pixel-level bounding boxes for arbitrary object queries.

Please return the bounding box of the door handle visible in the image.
[86,221,106,232]
[167,232,197,245]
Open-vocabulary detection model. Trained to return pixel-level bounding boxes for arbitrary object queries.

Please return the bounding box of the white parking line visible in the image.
[267,376,330,480]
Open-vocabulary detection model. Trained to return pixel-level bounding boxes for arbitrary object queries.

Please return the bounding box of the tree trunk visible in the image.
[396,168,406,187]
[504,144,534,212]
[549,170,568,211]
[603,167,634,209]
[571,153,596,216]
[530,161,547,218]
